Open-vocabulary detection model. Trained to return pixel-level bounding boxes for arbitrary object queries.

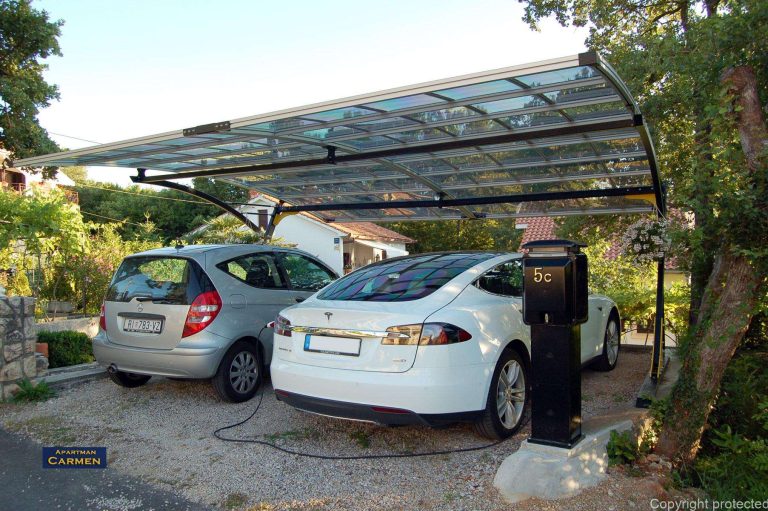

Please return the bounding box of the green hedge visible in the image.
[37,330,94,368]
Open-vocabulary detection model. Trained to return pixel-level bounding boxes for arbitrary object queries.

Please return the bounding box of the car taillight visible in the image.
[99,302,107,332]
[274,315,291,336]
[382,323,472,345]
[182,290,222,338]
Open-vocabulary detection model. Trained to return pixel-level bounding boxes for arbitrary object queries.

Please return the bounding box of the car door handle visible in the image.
[295,297,305,303]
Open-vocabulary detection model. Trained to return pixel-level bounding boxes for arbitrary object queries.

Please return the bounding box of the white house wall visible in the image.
[272,215,345,276]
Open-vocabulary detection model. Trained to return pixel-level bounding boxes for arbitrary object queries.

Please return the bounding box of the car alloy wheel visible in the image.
[496,359,526,429]
[229,351,258,394]
[606,319,620,366]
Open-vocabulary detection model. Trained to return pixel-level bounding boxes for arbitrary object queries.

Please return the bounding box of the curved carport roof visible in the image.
[17,51,664,222]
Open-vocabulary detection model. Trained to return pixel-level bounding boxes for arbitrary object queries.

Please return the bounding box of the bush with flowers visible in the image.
[620,217,670,265]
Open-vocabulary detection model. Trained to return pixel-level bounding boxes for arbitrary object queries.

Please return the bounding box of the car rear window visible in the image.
[106,256,214,305]
[317,253,499,302]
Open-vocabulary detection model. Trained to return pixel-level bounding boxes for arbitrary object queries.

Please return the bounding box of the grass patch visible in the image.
[349,430,371,449]
[223,492,249,510]
[11,379,55,403]
[6,416,76,444]
[263,428,319,443]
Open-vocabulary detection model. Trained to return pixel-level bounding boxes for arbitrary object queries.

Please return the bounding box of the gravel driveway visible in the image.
[1,350,649,511]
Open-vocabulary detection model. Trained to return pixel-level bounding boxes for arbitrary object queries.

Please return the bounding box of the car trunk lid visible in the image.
[104,255,215,350]
[280,300,433,373]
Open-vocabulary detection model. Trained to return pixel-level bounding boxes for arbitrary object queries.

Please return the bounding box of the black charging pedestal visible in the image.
[522,239,588,449]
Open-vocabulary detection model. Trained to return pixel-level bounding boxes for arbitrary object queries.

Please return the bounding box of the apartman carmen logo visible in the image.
[42,447,107,469]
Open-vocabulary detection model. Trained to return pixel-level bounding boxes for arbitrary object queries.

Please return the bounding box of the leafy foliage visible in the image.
[0,0,62,160]
[694,425,768,501]
[0,186,88,298]
[387,218,522,254]
[37,330,94,368]
[11,378,54,403]
[44,222,161,314]
[185,215,264,245]
[607,429,640,465]
[75,180,217,242]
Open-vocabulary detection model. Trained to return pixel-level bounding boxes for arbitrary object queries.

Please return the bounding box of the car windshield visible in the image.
[317,253,500,302]
[106,256,213,304]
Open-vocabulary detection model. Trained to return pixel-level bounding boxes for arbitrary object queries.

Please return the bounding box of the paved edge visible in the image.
[0,429,212,511]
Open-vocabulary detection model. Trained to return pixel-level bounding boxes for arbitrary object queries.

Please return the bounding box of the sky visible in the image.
[33,0,588,187]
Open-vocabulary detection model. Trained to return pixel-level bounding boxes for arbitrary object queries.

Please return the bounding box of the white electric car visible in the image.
[270,251,620,439]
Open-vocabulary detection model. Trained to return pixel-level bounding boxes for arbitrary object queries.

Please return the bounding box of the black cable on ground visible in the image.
[213,389,509,460]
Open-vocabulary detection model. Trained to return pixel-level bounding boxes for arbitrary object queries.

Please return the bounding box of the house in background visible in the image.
[0,166,78,202]
[215,192,415,276]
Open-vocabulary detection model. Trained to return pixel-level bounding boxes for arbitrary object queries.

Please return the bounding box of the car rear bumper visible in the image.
[92,333,225,378]
[270,358,491,420]
[274,390,483,426]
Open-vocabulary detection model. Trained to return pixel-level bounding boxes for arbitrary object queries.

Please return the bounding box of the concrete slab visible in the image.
[44,362,106,388]
[494,413,639,503]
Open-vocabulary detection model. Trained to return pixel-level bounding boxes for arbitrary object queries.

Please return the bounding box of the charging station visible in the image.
[522,239,588,449]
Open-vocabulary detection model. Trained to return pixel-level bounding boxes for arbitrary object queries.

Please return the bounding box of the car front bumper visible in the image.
[92,332,226,378]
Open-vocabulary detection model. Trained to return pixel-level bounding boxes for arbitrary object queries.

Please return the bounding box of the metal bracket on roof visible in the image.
[325,146,337,165]
[136,168,146,181]
[264,200,284,241]
[183,121,231,137]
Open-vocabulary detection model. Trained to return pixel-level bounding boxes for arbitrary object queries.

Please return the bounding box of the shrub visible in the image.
[607,429,639,465]
[694,425,768,501]
[37,330,94,368]
[11,379,55,403]
[689,322,768,500]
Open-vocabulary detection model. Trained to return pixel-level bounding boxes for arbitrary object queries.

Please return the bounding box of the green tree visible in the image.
[388,218,521,254]
[519,0,768,465]
[192,177,249,204]
[0,0,62,161]
[60,165,87,183]
[75,180,218,242]
[0,185,88,300]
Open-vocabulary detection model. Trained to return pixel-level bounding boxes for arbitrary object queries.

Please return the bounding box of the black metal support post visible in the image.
[651,257,666,381]
[135,177,261,234]
[263,201,284,241]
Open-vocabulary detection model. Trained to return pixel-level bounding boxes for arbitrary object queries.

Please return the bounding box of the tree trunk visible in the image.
[656,66,768,465]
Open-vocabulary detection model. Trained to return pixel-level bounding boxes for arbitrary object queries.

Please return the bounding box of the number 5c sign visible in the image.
[533,267,552,283]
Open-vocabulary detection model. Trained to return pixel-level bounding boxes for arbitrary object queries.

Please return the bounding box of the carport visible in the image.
[17,51,668,399]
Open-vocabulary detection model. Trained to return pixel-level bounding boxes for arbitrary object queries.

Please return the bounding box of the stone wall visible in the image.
[0,296,40,399]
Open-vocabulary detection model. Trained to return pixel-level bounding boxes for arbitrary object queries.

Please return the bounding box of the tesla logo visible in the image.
[137,303,144,312]
[324,312,333,321]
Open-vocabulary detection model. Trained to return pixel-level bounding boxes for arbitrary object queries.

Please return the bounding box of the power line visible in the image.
[76,182,212,205]
[81,211,148,227]
[48,132,102,145]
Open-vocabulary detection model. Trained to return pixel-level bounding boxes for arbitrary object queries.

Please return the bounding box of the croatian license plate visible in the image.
[304,334,361,356]
[123,318,163,334]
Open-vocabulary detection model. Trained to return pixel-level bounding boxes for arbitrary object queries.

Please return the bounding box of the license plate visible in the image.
[304,334,361,356]
[123,318,163,334]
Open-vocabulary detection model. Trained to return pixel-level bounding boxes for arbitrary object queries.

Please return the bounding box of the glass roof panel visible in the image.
[16,53,660,221]
[302,106,375,122]
[435,80,521,100]
[362,94,444,112]
[515,66,600,87]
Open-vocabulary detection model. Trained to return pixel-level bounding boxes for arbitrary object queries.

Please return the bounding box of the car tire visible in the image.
[108,370,151,388]
[594,310,620,372]
[474,348,529,440]
[212,340,263,403]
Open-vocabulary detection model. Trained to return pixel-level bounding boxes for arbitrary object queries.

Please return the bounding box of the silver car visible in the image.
[93,244,338,402]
